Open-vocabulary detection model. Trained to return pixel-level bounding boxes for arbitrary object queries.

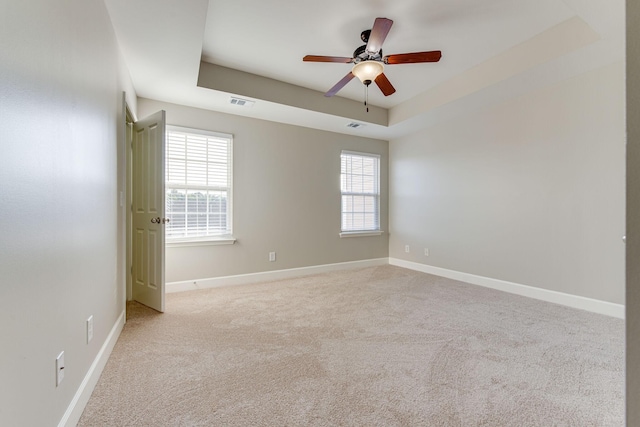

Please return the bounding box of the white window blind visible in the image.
[165,127,232,240]
[341,151,380,232]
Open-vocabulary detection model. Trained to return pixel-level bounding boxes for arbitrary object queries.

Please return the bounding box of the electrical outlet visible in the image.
[424,248,429,256]
[56,351,65,386]
[269,252,276,262]
[405,245,410,253]
[87,315,94,344]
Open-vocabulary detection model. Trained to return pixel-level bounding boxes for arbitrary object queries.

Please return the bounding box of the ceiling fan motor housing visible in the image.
[353,44,383,63]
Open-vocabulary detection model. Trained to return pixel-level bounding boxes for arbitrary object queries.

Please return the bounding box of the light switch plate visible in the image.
[87,315,94,344]
[56,351,65,386]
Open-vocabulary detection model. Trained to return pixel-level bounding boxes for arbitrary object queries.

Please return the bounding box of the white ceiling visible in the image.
[104,0,624,140]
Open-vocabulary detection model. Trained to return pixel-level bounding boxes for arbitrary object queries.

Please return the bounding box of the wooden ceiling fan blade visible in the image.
[366,18,393,54]
[375,73,396,96]
[325,72,355,97]
[303,55,353,63]
[384,50,442,64]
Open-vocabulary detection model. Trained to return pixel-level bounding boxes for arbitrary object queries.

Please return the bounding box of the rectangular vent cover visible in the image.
[229,97,255,107]
[346,122,364,129]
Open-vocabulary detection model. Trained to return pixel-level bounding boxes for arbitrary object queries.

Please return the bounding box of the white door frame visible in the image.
[124,99,136,303]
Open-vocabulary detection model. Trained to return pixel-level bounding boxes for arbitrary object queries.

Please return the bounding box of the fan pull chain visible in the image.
[364,85,369,113]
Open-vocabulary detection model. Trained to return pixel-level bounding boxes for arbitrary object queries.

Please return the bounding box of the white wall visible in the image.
[389,61,625,304]
[0,0,134,425]
[627,0,640,422]
[137,98,389,283]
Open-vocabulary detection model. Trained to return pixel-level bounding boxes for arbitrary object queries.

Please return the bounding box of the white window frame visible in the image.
[340,150,384,238]
[165,125,235,246]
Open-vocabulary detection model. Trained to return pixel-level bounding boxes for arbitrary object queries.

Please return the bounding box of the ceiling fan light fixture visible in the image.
[305,17,441,98]
[352,60,384,85]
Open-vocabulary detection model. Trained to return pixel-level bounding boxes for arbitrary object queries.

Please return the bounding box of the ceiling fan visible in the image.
[303,17,442,101]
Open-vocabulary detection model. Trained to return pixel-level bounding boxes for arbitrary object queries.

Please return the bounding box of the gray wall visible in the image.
[627,0,640,423]
[137,98,389,283]
[389,61,625,304]
[0,0,134,425]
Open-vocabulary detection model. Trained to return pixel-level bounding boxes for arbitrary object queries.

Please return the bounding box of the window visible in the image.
[340,151,381,235]
[165,126,233,242]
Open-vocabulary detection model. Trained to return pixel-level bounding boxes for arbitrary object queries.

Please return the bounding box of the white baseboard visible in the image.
[167,256,624,318]
[167,258,389,293]
[58,310,126,427]
[389,258,624,319]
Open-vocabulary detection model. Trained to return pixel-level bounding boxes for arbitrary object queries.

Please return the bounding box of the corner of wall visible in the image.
[57,310,125,427]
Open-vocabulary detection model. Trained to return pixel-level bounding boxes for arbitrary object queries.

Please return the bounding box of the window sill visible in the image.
[167,237,237,248]
[339,230,385,238]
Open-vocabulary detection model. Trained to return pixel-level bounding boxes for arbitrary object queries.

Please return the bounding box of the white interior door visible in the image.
[132,111,166,312]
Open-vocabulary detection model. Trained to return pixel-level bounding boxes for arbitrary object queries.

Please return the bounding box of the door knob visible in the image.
[150,217,161,224]
[162,218,170,224]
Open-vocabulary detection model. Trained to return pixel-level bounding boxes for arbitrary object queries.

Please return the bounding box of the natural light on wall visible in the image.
[165,126,233,242]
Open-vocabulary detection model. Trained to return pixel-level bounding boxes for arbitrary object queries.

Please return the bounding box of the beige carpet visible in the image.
[78,265,624,426]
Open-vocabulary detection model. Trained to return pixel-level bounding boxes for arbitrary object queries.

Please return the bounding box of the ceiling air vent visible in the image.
[229,97,255,107]
[346,122,365,129]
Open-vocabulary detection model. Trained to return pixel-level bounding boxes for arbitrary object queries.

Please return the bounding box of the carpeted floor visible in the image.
[78,265,624,426]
